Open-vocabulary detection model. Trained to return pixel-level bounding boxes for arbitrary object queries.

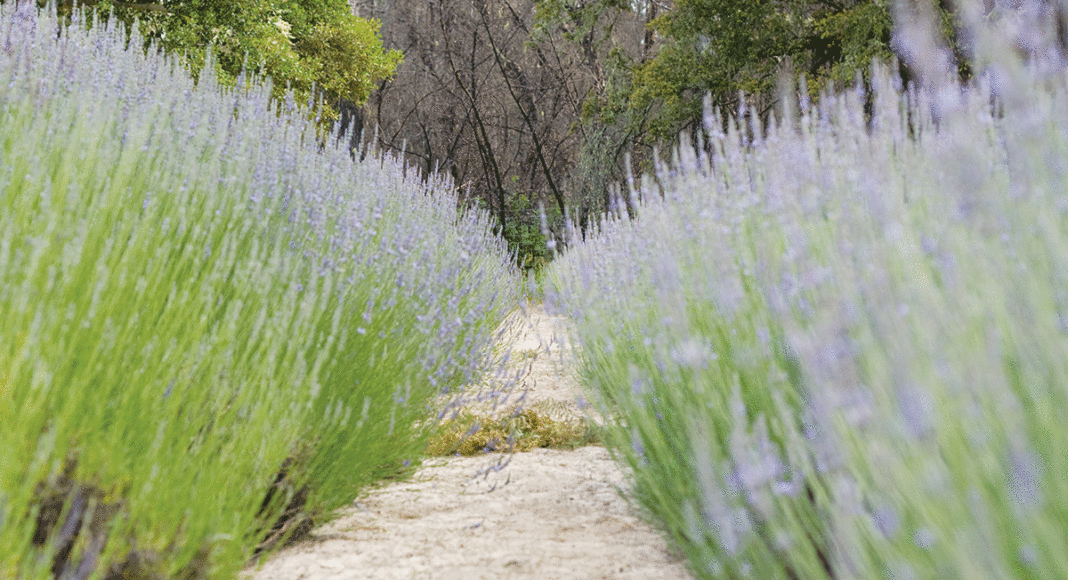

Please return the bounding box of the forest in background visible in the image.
[356,0,969,267]
[14,0,1068,268]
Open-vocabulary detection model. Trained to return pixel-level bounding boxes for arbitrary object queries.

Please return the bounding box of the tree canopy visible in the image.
[44,0,402,121]
[613,0,899,141]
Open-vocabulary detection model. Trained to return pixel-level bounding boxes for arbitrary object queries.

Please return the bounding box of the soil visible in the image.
[244,305,695,580]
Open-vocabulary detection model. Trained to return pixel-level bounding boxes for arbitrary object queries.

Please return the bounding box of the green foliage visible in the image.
[55,0,402,121]
[630,0,800,137]
[296,17,402,108]
[531,0,907,233]
[480,192,561,273]
[531,0,630,44]
[576,0,950,144]
[426,401,600,456]
[811,0,894,88]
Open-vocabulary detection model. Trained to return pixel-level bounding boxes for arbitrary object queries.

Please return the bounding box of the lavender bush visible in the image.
[548,2,1068,578]
[0,4,518,578]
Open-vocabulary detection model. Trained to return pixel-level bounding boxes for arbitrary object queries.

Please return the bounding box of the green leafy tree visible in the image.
[529,0,906,198]
[44,0,402,121]
[626,0,901,141]
[811,0,896,88]
[630,0,805,138]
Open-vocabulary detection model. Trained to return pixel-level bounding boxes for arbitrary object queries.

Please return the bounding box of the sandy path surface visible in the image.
[245,305,694,580]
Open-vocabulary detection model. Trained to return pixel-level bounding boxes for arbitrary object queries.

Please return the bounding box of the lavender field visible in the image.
[0,4,518,578]
[548,3,1068,579]
[5,0,1068,578]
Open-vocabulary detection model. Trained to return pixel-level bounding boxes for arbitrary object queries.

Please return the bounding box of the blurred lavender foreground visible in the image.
[548,1,1068,578]
[0,3,518,579]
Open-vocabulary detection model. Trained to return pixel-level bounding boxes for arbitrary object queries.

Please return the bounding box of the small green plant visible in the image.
[427,401,600,456]
[477,192,561,274]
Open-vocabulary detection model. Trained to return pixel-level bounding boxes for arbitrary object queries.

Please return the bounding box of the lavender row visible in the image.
[549,5,1068,579]
[0,4,519,578]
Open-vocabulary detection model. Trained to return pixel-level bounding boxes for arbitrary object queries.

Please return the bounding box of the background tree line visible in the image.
[355,0,971,268]
[13,0,1068,269]
[16,0,403,126]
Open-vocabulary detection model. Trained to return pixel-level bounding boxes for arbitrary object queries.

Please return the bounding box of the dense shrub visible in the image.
[549,4,1068,578]
[0,4,518,578]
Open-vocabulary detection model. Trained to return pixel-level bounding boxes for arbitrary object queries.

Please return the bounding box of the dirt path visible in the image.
[245,306,694,580]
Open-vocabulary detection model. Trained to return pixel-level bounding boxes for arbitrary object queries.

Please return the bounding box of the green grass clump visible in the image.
[427,401,600,456]
[0,4,518,579]
[549,6,1068,579]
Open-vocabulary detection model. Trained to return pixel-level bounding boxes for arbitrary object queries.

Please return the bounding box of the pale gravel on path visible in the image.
[245,305,694,580]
